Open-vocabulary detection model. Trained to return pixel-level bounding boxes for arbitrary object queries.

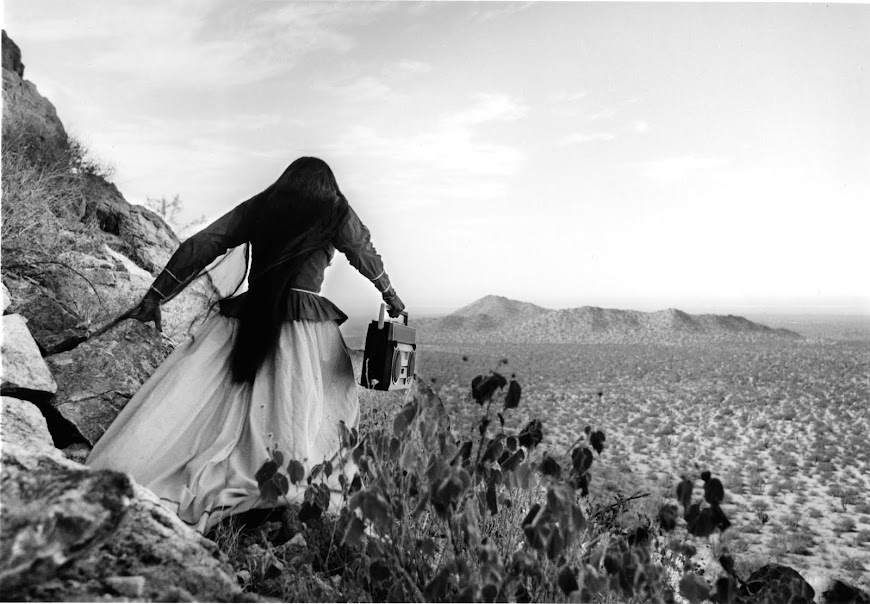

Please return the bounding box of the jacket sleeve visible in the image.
[148,196,256,303]
[332,206,395,298]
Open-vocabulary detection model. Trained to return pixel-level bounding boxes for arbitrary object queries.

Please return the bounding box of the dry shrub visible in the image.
[1,123,111,270]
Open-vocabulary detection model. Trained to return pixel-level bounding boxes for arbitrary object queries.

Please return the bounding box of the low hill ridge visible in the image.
[417,296,801,344]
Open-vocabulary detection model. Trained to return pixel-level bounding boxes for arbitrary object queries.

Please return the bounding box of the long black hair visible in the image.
[229,157,349,383]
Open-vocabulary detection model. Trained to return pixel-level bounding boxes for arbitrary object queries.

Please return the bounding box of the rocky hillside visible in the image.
[416,295,801,344]
[1,29,218,447]
[1,31,240,600]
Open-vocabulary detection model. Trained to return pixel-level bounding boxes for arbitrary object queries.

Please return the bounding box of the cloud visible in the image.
[8,0,396,89]
[330,124,524,179]
[391,59,432,75]
[469,2,536,22]
[448,93,529,127]
[80,110,301,220]
[634,120,650,133]
[319,76,401,103]
[634,156,728,183]
[582,108,618,120]
[317,59,433,103]
[551,91,588,103]
[560,132,616,145]
[324,93,528,206]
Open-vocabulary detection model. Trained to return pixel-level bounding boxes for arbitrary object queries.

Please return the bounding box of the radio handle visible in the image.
[378,304,409,327]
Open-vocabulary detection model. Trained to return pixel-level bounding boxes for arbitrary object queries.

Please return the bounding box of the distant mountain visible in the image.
[414,295,550,340]
[415,296,802,344]
[452,295,550,319]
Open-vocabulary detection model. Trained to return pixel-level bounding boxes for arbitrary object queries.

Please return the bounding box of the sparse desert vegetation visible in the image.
[195,332,869,601]
[418,335,870,591]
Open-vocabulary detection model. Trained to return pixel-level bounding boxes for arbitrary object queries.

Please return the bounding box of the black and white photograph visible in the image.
[1,1,868,602]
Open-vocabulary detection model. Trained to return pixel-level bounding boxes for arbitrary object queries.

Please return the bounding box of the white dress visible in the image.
[87,313,358,532]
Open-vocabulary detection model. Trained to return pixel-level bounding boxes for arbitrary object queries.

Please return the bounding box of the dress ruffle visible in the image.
[218,289,347,325]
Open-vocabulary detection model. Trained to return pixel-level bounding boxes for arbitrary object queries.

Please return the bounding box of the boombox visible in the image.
[360,304,416,390]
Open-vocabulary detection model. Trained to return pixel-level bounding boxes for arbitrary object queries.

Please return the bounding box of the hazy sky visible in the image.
[4,1,869,317]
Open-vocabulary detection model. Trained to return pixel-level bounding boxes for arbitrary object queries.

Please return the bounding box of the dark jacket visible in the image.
[148,198,392,325]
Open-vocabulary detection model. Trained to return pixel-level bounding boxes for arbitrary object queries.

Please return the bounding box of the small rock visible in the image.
[1,281,11,313]
[823,579,870,604]
[161,586,196,602]
[281,505,304,535]
[266,558,285,578]
[745,564,815,604]
[313,575,338,599]
[1,396,56,455]
[288,533,307,548]
[62,442,93,463]
[260,519,282,543]
[235,570,251,586]
[105,575,146,598]
[1,314,58,395]
[243,543,267,559]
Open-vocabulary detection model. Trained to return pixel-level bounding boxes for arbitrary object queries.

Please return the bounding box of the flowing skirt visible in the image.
[86,314,359,533]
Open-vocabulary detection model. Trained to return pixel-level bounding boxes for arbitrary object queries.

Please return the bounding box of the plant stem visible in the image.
[588,492,651,521]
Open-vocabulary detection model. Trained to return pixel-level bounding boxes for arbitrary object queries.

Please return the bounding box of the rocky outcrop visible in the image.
[2,29,24,77]
[2,30,218,447]
[2,27,216,343]
[2,30,65,145]
[0,442,244,602]
[0,32,247,601]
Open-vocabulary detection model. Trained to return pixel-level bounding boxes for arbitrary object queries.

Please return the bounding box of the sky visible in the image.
[4,1,869,318]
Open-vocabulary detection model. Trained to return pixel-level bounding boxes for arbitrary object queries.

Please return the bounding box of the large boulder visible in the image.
[45,320,174,446]
[81,175,180,274]
[0,443,244,601]
[3,251,216,354]
[0,314,57,395]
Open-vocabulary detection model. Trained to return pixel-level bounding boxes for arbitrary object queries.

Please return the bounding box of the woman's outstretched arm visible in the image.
[129,193,262,329]
[333,205,405,317]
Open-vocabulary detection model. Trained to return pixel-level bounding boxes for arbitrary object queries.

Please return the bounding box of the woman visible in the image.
[87,157,404,533]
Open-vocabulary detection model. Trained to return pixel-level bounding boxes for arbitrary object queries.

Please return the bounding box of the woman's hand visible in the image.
[384,291,405,318]
[128,292,163,332]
